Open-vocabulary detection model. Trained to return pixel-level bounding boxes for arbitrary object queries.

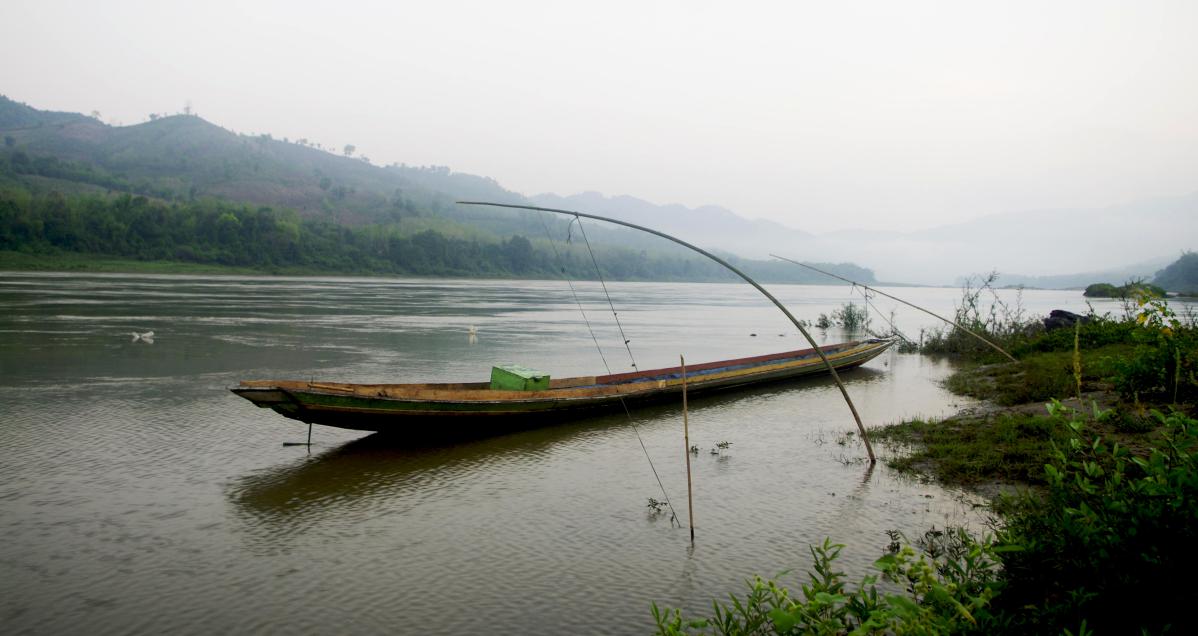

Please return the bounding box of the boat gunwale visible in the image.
[593,339,866,385]
[236,339,894,407]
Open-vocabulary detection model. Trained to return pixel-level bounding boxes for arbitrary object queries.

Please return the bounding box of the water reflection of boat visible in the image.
[231,339,894,434]
[230,422,609,523]
[230,369,888,525]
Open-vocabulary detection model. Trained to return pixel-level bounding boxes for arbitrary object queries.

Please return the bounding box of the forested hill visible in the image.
[0,95,876,284]
[1153,252,1198,293]
[0,94,524,225]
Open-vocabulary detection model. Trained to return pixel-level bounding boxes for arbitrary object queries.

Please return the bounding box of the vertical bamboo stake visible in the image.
[682,355,695,543]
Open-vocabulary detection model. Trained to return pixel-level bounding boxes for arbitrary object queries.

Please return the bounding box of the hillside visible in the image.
[0,95,875,284]
[1153,252,1198,293]
[0,97,520,225]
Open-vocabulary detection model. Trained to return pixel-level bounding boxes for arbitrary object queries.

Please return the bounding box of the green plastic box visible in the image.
[490,364,551,391]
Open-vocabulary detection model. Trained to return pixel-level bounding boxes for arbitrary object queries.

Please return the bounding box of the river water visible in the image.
[0,273,1111,634]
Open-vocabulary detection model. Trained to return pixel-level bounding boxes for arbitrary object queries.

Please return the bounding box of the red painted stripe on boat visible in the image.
[594,340,859,385]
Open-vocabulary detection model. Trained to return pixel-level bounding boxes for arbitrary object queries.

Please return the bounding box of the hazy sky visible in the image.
[3,0,1196,234]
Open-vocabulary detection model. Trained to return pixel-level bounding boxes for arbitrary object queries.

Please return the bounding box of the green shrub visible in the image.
[993,403,1198,634]
[1082,281,1165,298]
[1111,296,1197,402]
[1009,317,1135,357]
[815,302,871,334]
[920,273,1038,361]
[651,533,1002,635]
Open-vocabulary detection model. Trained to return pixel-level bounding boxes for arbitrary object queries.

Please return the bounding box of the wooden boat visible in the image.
[232,338,894,434]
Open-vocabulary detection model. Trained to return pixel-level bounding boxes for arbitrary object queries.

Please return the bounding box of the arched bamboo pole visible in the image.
[457,201,876,463]
[769,254,1017,363]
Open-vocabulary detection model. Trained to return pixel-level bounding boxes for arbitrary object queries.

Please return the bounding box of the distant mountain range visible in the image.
[531,192,815,258]
[539,191,1197,287]
[958,258,1174,290]
[0,95,872,284]
[849,195,1198,285]
[2,94,1193,286]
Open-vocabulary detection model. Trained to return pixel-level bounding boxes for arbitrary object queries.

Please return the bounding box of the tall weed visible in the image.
[921,272,1037,360]
[815,302,871,334]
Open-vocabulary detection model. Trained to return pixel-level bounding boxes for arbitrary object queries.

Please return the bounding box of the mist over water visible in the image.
[0,273,1108,634]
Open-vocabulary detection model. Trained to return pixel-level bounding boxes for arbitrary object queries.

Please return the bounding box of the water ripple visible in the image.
[0,273,1086,634]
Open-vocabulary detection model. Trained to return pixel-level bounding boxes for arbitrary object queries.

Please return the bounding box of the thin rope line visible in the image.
[853,285,914,344]
[535,214,613,373]
[539,212,680,528]
[574,217,637,370]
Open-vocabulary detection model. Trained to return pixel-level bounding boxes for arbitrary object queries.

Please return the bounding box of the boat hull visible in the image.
[232,339,894,434]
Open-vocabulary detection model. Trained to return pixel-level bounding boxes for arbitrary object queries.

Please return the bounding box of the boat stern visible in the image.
[230,381,307,419]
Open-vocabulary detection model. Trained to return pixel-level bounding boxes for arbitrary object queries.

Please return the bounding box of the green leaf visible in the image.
[814,592,847,605]
[873,554,898,570]
[768,608,797,632]
[885,594,920,617]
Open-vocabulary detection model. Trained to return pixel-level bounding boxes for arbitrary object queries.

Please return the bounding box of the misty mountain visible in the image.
[1152,252,1198,292]
[0,95,524,226]
[531,192,815,256]
[808,195,1198,285]
[957,257,1173,290]
[0,95,792,255]
[0,95,877,284]
[532,189,1196,287]
[6,94,1189,288]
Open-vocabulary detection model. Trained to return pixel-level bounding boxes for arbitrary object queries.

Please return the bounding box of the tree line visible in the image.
[2,187,859,282]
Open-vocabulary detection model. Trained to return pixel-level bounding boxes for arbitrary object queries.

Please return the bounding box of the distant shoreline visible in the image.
[0,250,886,285]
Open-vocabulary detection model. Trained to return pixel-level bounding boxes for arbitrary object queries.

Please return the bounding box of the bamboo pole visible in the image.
[283,423,314,448]
[457,201,876,463]
[769,254,1018,363]
[682,355,695,543]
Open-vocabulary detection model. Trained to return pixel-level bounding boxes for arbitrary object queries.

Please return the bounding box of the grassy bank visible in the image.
[873,292,1194,491]
[654,288,1198,635]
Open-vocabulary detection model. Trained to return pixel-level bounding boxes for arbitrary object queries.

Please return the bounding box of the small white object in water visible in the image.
[130,331,155,344]
[467,325,478,345]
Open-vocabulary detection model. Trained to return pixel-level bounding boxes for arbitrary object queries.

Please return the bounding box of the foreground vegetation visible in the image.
[656,406,1198,635]
[654,283,1197,634]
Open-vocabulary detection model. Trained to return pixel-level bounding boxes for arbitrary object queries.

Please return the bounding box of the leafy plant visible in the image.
[652,534,1002,635]
[1112,294,1197,402]
[920,272,1036,360]
[1082,280,1165,299]
[815,302,871,334]
[993,402,1198,634]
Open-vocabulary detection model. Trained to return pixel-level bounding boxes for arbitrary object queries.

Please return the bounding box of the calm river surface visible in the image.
[0,273,1110,634]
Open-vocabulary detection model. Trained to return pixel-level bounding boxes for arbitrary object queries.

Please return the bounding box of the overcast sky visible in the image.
[3,0,1196,234]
